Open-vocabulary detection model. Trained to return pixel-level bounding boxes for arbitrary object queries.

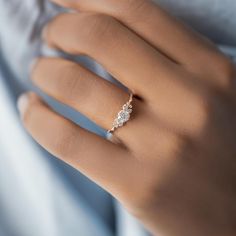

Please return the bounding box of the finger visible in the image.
[17,92,133,195]
[50,0,232,88]
[43,13,210,135]
[44,12,181,99]
[32,57,129,131]
[31,56,203,137]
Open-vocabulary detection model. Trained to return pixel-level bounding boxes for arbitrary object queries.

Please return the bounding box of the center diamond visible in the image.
[113,104,132,128]
[117,110,130,125]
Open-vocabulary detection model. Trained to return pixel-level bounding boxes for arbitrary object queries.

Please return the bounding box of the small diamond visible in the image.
[118,110,130,123]
[108,94,133,134]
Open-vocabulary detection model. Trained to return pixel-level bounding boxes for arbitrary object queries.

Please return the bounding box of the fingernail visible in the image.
[17,93,29,117]
[29,58,39,74]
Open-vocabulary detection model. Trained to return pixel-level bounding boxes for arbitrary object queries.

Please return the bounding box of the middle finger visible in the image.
[44,12,182,100]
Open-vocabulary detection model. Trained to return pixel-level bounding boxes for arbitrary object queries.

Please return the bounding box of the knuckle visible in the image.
[53,125,77,159]
[56,63,93,104]
[78,13,117,52]
[57,68,78,99]
[47,13,120,54]
[124,0,148,13]
[83,13,115,33]
[56,62,80,92]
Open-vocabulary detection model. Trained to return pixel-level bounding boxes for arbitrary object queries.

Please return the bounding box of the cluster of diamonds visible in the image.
[108,94,133,134]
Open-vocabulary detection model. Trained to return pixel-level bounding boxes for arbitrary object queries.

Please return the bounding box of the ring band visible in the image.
[107,94,133,134]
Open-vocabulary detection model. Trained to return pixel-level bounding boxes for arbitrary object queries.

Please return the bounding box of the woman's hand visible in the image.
[18,0,236,235]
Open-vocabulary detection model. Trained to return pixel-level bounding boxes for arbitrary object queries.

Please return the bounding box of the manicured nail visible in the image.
[17,93,29,117]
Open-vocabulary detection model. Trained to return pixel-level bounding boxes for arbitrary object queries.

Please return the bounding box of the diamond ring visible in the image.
[107,94,133,135]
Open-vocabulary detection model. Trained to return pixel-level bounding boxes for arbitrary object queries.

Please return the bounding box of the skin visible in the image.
[17,0,236,235]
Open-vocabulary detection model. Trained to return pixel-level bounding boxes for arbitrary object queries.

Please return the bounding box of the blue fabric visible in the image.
[0,0,235,235]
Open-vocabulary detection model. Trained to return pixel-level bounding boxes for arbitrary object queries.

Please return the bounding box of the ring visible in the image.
[107,94,133,135]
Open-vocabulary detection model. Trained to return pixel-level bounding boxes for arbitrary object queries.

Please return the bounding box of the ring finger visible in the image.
[32,57,135,133]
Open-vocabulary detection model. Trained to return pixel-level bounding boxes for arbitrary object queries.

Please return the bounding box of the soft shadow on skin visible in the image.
[142,93,236,236]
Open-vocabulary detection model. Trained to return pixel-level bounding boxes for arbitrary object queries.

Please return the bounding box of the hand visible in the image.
[17,0,236,235]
